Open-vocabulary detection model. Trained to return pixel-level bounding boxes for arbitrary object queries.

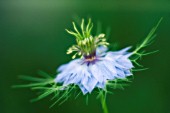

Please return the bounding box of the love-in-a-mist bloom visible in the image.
[55,43,133,94]
[14,18,162,113]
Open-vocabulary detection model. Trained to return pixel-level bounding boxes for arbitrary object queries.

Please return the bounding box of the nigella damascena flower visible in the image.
[55,46,133,94]
[14,18,162,112]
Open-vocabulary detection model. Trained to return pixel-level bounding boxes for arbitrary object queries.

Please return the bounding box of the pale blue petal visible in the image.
[105,52,122,59]
[63,73,77,85]
[81,75,97,93]
[116,58,134,69]
[78,84,88,95]
[57,64,68,72]
[124,53,133,58]
[100,61,116,79]
[105,46,132,59]
[96,46,108,56]
[58,59,82,73]
[102,59,117,75]
[89,63,105,83]
[96,82,105,89]
[124,70,133,76]
[116,67,126,78]
[116,46,132,54]
[55,73,69,83]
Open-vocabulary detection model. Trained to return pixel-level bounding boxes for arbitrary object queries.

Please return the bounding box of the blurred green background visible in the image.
[0,0,170,113]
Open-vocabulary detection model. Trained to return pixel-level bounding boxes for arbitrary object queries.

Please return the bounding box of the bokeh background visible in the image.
[0,0,170,113]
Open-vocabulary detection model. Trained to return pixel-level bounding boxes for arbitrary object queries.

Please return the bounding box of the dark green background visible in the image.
[0,0,170,113]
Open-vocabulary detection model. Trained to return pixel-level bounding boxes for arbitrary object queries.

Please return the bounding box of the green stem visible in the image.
[100,92,109,113]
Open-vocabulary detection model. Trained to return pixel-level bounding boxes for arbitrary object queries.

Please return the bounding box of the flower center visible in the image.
[66,19,109,59]
[84,51,96,62]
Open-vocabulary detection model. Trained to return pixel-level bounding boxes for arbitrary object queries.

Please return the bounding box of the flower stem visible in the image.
[100,92,109,113]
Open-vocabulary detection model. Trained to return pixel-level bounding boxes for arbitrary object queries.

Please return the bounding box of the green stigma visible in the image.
[66,19,109,59]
